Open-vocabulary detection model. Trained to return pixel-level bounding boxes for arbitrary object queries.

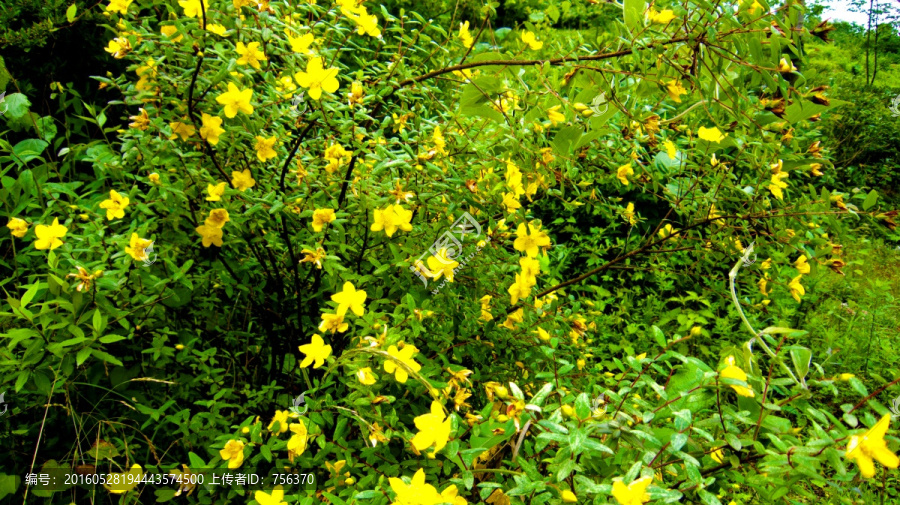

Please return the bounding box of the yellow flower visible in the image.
[561,490,578,503]
[319,313,348,334]
[623,202,637,225]
[502,308,524,330]
[294,57,340,100]
[104,37,131,58]
[658,223,678,240]
[311,208,336,232]
[178,0,207,19]
[106,0,133,14]
[347,8,381,37]
[371,205,413,237]
[794,254,810,275]
[698,126,726,143]
[758,276,769,296]
[287,421,308,461]
[666,80,687,103]
[480,295,493,321]
[199,113,225,145]
[231,169,256,191]
[348,81,365,107]
[195,225,223,247]
[663,140,677,160]
[255,486,287,505]
[648,8,676,23]
[426,248,460,282]
[254,135,278,162]
[513,222,551,258]
[788,275,805,302]
[128,108,150,130]
[508,274,532,305]
[720,355,754,397]
[331,281,367,316]
[7,217,29,237]
[205,209,229,228]
[384,343,421,383]
[299,334,332,368]
[392,112,413,133]
[287,32,316,54]
[125,233,153,261]
[268,410,290,434]
[502,192,522,214]
[169,121,195,141]
[161,25,183,42]
[216,82,254,118]
[412,400,453,453]
[356,367,377,385]
[458,21,474,48]
[616,163,634,186]
[840,373,855,381]
[236,41,267,70]
[34,218,68,250]
[769,166,789,200]
[521,31,543,50]
[323,143,350,173]
[148,173,161,184]
[747,0,764,14]
[777,57,797,73]
[219,440,245,469]
[547,105,565,126]
[611,475,652,505]
[206,182,227,201]
[207,23,228,36]
[300,247,327,269]
[846,414,899,479]
[103,464,143,494]
[389,468,444,505]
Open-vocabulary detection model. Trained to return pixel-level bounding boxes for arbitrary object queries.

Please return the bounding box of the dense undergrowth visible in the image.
[2,0,900,504]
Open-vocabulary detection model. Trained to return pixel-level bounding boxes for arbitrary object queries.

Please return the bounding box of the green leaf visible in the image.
[669,432,687,451]
[698,489,722,505]
[623,0,646,32]
[862,190,878,211]
[2,93,30,119]
[0,474,22,500]
[66,4,77,22]
[76,347,92,366]
[789,346,812,381]
[35,116,57,142]
[12,139,49,164]
[188,452,207,469]
[651,325,666,348]
[99,335,126,344]
[848,377,868,397]
[725,433,742,451]
[673,409,691,431]
[91,349,123,366]
[552,126,583,154]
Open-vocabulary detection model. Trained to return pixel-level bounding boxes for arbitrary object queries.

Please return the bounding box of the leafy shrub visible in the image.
[2,0,900,504]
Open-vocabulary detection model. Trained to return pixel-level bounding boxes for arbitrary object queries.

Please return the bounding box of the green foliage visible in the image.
[2,1,900,504]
